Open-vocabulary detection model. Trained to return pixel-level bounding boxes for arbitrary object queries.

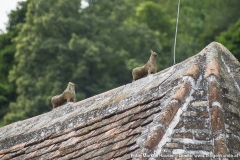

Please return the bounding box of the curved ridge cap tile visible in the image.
[183,63,200,80]
[144,126,165,151]
[204,60,220,79]
[204,47,220,79]
[208,41,227,53]
[159,102,180,126]
[173,82,192,103]
[210,105,225,132]
[208,81,223,105]
[214,134,228,155]
[207,41,240,66]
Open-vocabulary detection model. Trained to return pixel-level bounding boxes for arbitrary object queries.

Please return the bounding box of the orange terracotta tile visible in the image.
[210,106,225,132]
[184,63,200,79]
[144,126,165,151]
[204,59,220,78]
[0,154,11,160]
[214,134,227,155]
[159,103,180,126]
[0,148,10,155]
[208,81,223,105]
[58,137,80,151]
[9,142,26,152]
[173,82,192,103]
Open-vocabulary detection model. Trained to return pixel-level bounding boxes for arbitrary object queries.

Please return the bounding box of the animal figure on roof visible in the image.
[132,50,158,81]
[51,82,76,108]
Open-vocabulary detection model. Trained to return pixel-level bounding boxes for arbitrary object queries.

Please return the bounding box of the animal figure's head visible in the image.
[67,82,75,91]
[150,50,158,57]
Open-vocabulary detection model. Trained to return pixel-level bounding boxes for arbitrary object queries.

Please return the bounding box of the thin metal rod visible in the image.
[173,0,181,65]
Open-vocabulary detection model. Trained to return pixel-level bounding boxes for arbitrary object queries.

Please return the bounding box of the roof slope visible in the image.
[0,42,240,159]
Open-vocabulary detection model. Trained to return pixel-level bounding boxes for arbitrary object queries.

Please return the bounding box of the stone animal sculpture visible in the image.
[132,50,158,81]
[51,82,76,108]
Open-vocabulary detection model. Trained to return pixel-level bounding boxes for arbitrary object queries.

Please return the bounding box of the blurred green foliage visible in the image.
[0,0,240,126]
[0,1,29,125]
[216,19,240,60]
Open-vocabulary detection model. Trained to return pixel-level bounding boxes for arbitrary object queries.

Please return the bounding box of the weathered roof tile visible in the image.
[173,132,193,139]
[173,82,192,103]
[210,106,225,132]
[214,134,227,155]
[184,63,200,79]
[208,81,223,105]
[1,42,240,159]
[159,102,180,126]
[204,59,220,78]
[144,126,165,151]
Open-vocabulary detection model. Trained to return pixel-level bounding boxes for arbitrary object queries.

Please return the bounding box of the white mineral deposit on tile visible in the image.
[207,75,219,84]
[68,122,73,127]
[183,76,195,87]
[182,111,197,117]
[172,149,185,154]
[170,99,179,105]
[181,95,194,112]
[221,56,240,94]
[108,105,118,114]
[188,150,213,156]
[55,126,60,132]
[41,132,45,137]
[212,101,222,108]
[192,101,208,107]
[215,134,225,141]
[149,124,163,134]
[174,138,211,145]
[196,73,203,86]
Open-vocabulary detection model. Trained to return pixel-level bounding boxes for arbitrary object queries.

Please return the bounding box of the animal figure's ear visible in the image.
[150,50,158,56]
[68,82,75,86]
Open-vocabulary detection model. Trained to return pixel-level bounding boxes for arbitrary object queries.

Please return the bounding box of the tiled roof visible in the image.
[0,42,240,159]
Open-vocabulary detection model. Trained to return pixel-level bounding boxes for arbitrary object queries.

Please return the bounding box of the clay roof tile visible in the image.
[0,42,240,159]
